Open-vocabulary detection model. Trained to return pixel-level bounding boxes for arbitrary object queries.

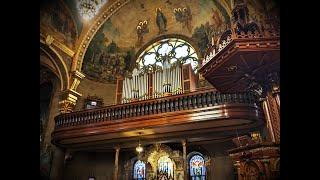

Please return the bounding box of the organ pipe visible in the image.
[121,64,185,103]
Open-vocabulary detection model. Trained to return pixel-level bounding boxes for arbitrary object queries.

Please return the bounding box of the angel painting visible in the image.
[174,6,192,32]
[136,20,149,47]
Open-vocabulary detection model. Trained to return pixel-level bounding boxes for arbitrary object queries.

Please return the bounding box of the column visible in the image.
[113,146,120,180]
[59,89,82,114]
[272,84,280,110]
[182,139,187,180]
[50,147,65,180]
[261,98,276,142]
[234,161,242,180]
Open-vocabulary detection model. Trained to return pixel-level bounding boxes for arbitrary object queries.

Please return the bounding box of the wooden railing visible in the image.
[54,88,257,129]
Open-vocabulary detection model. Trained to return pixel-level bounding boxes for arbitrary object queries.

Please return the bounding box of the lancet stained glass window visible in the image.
[158,156,174,179]
[133,160,146,180]
[137,38,199,73]
[189,154,206,180]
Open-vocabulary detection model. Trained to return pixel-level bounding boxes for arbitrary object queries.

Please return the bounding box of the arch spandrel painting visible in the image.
[82,0,277,83]
[40,0,78,49]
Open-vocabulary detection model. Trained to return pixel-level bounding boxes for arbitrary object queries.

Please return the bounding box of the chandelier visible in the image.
[78,0,107,20]
[135,132,144,153]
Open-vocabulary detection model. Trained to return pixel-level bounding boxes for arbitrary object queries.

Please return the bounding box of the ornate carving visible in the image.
[59,90,82,113]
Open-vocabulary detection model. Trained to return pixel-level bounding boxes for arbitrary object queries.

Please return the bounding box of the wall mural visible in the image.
[40,0,78,49]
[82,0,277,84]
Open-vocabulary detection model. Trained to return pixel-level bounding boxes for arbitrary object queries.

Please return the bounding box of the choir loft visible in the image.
[40,0,280,179]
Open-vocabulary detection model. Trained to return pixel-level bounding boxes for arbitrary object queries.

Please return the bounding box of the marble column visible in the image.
[50,147,65,180]
[113,146,120,180]
[182,139,187,180]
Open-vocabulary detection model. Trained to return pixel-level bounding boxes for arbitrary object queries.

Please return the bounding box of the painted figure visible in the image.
[136,20,149,47]
[174,6,192,32]
[156,8,167,34]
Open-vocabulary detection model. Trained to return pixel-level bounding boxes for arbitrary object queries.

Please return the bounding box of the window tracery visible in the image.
[137,38,199,73]
[133,160,146,180]
[189,154,206,180]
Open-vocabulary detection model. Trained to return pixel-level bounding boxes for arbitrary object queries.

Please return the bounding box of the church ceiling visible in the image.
[40,0,79,49]
[40,0,279,84]
[82,0,232,83]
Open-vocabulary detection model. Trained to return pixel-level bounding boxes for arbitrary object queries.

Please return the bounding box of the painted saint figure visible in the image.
[136,20,149,47]
[156,8,167,34]
[174,6,192,32]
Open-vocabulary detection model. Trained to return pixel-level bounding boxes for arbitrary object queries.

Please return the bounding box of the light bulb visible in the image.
[136,143,143,153]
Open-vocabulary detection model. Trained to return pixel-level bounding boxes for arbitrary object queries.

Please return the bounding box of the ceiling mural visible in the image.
[40,0,78,49]
[82,0,231,84]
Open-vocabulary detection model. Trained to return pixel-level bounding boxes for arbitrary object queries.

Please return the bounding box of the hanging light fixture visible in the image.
[78,0,107,20]
[136,132,143,153]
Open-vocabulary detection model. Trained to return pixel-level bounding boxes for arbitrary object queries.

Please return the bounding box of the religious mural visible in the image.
[82,0,278,83]
[82,0,230,83]
[40,0,78,49]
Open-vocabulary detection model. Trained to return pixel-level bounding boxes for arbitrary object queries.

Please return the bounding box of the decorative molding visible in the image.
[59,89,82,113]
[41,32,75,57]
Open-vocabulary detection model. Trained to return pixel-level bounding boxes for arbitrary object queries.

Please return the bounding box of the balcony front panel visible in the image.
[199,30,280,93]
[52,89,264,149]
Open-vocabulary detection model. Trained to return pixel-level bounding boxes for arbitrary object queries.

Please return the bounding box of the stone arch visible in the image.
[40,41,70,91]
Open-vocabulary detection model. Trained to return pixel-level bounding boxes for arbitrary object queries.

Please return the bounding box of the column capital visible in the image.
[71,70,85,80]
[59,89,82,114]
[114,145,121,151]
[181,139,187,146]
[234,160,241,167]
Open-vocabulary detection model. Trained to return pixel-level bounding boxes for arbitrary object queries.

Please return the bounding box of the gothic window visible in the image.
[158,156,174,179]
[133,160,146,180]
[137,38,199,73]
[189,154,206,180]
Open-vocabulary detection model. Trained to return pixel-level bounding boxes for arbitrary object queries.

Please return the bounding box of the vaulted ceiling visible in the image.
[40,0,279,84]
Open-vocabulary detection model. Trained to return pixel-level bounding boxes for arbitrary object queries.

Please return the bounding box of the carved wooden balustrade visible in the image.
[55,89,257,129]
[52,88,264,149]
[202,29,280,66]
[199,26,280,93]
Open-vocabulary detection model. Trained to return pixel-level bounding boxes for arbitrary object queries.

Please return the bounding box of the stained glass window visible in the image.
[189,154,206,180]
[158,156,174,179]
[133,160,146,180]
[137,38,199,73]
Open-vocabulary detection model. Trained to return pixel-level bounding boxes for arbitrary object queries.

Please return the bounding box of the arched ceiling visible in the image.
[40,0,279,84]
[81,0,232,83]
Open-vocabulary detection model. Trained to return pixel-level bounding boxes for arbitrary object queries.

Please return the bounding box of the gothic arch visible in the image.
[135,34,202,60]
[40,42,70,91]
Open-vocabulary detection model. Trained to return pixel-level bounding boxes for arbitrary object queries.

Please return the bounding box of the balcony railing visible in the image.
[54,88,257,129]
[202,28,280,66]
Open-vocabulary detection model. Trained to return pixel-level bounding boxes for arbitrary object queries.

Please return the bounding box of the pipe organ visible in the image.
[119,63,191,104]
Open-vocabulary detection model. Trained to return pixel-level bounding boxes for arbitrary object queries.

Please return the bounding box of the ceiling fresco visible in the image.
[40,0,79,49]
[40,0,279,84]
[82,0,232,83]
